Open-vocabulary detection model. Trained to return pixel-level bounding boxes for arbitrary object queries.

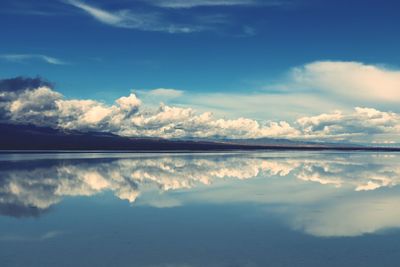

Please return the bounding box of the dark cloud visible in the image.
[0,77,59,124]
[0,76,53,92]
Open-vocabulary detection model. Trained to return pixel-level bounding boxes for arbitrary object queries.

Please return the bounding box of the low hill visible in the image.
[1,123,399,152]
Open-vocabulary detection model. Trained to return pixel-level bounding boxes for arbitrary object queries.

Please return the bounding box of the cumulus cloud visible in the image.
[295,107,400,140]
[8,87,62,126]
[0,77,301,139]
[289,61,400,103]
[0,54,66,65]
[1,76,400,142]
[65,0,201,33]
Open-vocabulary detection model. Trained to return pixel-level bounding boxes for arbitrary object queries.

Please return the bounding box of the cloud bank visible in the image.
[1,76,400,142]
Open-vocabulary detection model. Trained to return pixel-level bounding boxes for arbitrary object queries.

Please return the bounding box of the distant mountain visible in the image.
[218,137,348,147]
[0,123,253,151]
[1,123,399,152]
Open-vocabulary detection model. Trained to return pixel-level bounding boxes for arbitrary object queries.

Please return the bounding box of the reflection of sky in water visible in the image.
[1,152,400,267]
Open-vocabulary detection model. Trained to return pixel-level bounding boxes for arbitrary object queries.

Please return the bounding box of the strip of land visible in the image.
[1,123,399,152]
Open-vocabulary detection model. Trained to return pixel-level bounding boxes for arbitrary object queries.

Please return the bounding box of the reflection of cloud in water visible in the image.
[0,153,400,237]
[296,157,400,191]
[289,192,400,237]
[0,155,285,216]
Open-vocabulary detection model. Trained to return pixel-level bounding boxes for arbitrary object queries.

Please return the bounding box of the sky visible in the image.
[1,0,400,143]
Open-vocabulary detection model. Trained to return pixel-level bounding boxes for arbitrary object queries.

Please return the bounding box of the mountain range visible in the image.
[1,123,400,152]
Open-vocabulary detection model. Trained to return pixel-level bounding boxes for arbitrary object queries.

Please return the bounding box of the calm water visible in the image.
[1,151,400,267]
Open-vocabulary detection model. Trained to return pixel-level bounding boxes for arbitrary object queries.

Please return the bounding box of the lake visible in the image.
[1,151,400,267]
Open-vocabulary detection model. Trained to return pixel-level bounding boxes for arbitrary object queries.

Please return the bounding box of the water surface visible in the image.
[1,151,400,267]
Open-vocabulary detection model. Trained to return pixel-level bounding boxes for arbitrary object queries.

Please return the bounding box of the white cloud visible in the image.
[0,54,66,65]
[55,93,141,130]
[7,86,62,126]
[289,61,400,103]
[295,107,400,140]
[65,0,201,33]
[66,0,123,25]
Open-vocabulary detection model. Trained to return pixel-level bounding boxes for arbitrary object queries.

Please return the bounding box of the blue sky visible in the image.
[1,0,399,97]
[1,0,400,142]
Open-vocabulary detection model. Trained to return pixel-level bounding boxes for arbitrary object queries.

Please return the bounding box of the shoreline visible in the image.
[1,146,400,153]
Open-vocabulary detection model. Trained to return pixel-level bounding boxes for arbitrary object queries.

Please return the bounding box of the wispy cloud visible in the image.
[147,0,260,8]
[145,0,281,9]
[64,0,201,33]
[0,8,54,16]
[65,0,124,25]
[0,54,67,65]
